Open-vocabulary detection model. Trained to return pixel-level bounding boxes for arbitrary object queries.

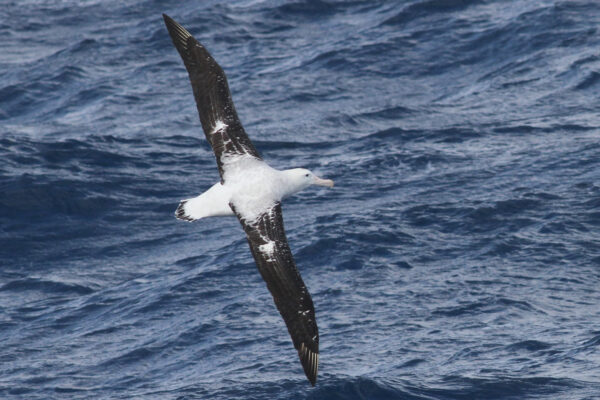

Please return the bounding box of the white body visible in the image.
[177,156,333,222]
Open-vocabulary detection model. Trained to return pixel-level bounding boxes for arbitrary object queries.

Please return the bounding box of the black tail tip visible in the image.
[175,200,194,222]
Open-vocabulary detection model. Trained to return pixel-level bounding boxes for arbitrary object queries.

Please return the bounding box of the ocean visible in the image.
[1,0,600,398]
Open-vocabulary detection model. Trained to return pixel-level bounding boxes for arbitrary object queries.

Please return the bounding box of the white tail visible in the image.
[174,183,234,221]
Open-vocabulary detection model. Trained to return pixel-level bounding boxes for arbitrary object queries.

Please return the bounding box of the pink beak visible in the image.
[313,176,334,187]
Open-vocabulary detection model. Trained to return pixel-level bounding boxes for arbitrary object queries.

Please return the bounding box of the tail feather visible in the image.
[174,185,234,221]
[175,200,196,222]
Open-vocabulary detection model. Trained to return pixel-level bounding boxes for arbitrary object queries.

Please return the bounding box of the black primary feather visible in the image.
[162,14,261,183]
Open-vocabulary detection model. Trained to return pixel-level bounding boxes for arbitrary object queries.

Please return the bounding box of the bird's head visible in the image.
[282,168,334,197]
[293,168,334,188]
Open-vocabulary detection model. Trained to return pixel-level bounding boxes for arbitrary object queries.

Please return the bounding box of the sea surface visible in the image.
[1,0,600,399]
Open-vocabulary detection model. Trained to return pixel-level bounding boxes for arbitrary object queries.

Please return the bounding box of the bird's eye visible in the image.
[305,173,310,177]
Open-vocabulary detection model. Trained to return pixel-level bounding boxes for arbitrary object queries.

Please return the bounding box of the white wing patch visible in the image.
[212,120,228,135]
[258,241,277,262]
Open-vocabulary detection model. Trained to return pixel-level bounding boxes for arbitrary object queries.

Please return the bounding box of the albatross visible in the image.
[163,14,333,386]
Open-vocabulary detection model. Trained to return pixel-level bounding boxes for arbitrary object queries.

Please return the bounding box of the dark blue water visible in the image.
[2,0,600,398]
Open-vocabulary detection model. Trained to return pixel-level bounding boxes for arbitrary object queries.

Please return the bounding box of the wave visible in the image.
[0,278,94,295]
[3,0,600,398]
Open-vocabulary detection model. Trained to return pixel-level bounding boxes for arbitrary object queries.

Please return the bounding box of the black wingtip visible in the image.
[162,13,177,29]
[162,13,194,57]
[299,343,319,386]
[162,13,176,33]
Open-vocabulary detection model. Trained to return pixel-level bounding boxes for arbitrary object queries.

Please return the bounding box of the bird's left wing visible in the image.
[231,202,319,386]
[162,14,261,183]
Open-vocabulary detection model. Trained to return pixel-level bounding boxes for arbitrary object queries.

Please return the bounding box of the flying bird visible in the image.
[162,14,333,386]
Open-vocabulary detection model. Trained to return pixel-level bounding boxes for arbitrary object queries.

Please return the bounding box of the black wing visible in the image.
[162,14,261,182]
[231,202,319,386]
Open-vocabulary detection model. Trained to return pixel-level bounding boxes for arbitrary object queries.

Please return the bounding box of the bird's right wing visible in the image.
[162,14,261,182]
[231,201,319,386]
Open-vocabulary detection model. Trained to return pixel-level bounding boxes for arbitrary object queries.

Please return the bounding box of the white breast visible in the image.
[223,156,285,222]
